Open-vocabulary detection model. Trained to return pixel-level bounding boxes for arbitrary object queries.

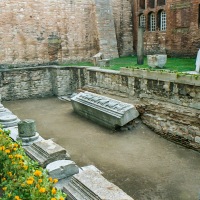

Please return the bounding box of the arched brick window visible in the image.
[149,12,156,31]
[140,0,145,9]
[139,14,146,28]
[157,0,166,6]
[148,0,155,8]
[158,10,166,31]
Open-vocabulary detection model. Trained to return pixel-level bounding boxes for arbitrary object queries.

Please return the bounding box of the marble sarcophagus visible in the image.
[71,92,139,129]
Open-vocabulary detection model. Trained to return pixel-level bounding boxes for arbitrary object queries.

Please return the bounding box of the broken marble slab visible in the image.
[24,139,71,167]
[71,91,139,129]
[63,170,134,200]
[46,160,79,180]
[0,114,20,128]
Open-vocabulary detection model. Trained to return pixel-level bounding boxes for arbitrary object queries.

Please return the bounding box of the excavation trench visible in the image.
[3,97,200,200]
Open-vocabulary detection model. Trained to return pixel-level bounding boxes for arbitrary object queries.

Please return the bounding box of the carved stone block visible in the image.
[71,92,139,129]
[24,139,71,167]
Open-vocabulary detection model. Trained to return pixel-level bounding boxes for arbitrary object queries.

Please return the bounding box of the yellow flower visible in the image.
[39,187,46,193]
[49,177,53,182]
[53,179,58,183]
[13,148,17,151]
[26,177,34,185]
[2,187,7,191]
[7,172,12,177]
[51,198,57,200]
[23,165,28,170]
[34,170,42,177]
[38,179,42,183]
[26,179,34,185]
[9,155,13,159]
[2,177,6,181]
[51,187,57,195]
[14,143,19,148]
[5,149,11,154]
[15,196,21,200]
[59,197,64,200]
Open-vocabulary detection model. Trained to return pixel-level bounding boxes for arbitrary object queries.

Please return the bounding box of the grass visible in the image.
[109,56,196,72]
[60,56,196,72]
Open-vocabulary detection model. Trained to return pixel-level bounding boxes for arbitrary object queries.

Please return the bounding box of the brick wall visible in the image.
[0,0,99,65]
[133,0,200,57]
[111,0,134,56]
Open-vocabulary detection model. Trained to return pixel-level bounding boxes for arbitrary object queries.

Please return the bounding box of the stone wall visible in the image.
[85,67,200,151]
[0,66,87,100]
[111,0,134,56]
[1,66,200,151]
[0,0,136,66]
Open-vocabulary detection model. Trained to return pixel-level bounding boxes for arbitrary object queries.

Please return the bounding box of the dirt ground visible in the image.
[3,97,200,200]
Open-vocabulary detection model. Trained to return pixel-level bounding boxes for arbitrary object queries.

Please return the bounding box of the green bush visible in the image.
[0,127,66,200]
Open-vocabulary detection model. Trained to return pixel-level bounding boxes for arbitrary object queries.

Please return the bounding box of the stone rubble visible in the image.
[0,102,134,199]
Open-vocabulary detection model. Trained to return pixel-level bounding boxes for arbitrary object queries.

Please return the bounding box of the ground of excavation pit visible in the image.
[3,97,200,200]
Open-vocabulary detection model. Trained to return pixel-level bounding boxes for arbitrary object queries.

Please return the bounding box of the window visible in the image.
[148,0,155,8]
[140,0,145,9]
[160,10,166,31]
[149,12,156,31]
[157,0,166,6]
[139,14,146,28]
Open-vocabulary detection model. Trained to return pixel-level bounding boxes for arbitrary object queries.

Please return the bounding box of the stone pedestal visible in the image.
[98,59,110,68]
[46,160,79,180]
[93,52,103,66]
[147,54,167,68]
[17,119,43,146]
[0,115,20,128]
[24,139,71,167]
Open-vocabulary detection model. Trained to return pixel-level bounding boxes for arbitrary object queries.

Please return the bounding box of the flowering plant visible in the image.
[0,126,66,200]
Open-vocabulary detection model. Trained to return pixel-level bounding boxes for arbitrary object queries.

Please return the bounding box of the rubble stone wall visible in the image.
[1,66,200,151]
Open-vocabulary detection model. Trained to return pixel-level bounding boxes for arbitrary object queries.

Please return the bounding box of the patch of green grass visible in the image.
[109,56,196,72]
[59,56,196,72]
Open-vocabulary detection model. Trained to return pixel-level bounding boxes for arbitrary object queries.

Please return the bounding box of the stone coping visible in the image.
[87,67,120,74]
[0,65,91,72]
[120,67,200,86]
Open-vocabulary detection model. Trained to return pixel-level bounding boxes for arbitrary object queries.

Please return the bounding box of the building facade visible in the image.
[133,0,200,57]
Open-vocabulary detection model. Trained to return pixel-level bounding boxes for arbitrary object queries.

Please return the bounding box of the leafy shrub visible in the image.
[0,127,66,200]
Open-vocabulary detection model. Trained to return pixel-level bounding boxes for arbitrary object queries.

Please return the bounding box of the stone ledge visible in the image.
[120,68,200,86]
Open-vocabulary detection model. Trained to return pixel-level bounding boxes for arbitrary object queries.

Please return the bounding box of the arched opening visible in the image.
[148,12,156,31]
[139,14,146,28]
[158,10,166,31]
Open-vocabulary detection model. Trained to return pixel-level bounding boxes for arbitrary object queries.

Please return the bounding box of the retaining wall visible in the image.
[0,66,200,151]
